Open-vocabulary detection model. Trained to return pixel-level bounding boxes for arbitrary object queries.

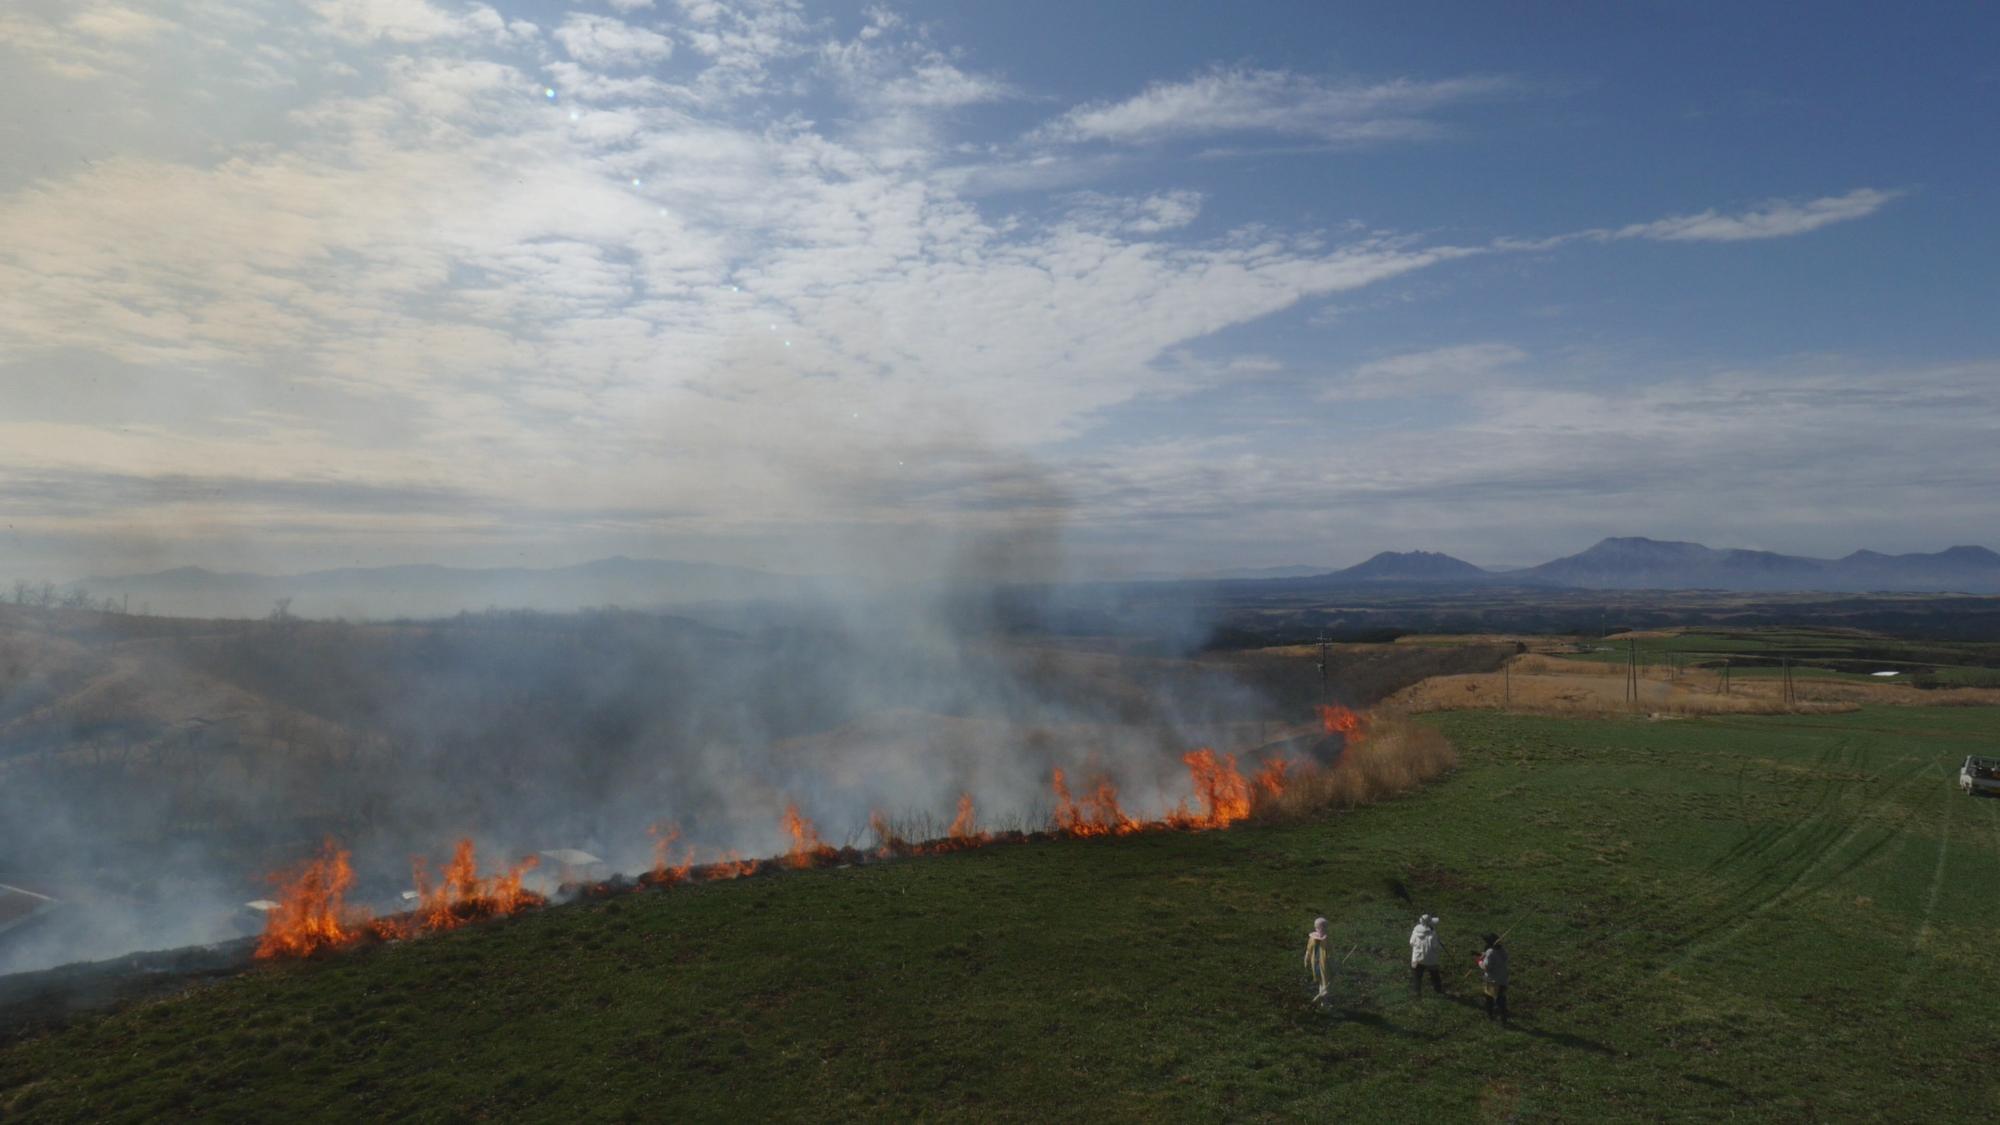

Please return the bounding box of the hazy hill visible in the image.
[1190,564,1335,580]
[43,539,2000,622]
[1518,537,2000,592]
[65,556,792,619]
[1332,550,1494,583]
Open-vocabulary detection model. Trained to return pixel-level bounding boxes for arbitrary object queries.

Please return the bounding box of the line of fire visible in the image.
[254,704,1367,960]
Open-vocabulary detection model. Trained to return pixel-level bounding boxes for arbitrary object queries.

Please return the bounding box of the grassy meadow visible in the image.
[3,704,1999,1122]
[1391,628,2000,717]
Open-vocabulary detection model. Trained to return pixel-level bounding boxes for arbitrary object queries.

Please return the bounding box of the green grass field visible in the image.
[5,706,1999,1122]
[1558,628,2000,690]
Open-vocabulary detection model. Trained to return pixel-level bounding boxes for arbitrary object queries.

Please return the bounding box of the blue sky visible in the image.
[0,0,1994,579]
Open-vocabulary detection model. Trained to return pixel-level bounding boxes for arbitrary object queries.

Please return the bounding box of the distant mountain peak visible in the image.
[1336,550,1491,582]
[1526,537,2000,592]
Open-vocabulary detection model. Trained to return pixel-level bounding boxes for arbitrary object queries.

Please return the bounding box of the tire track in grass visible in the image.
[1668,744,1932,972]
[1685,735,1875,931]
[1694,733,1851,913]
[1781,743,1966,899]
[1894,778,1957,1000]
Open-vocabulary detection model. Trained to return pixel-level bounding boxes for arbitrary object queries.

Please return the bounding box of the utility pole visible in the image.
[1315,632,1329,706]
[1781,656,1796,707]
[1627,637,1640,711]
[1719,658,1731,696]
[1503,656,1511,709]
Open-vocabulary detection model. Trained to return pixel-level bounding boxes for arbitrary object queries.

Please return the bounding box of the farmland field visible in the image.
[3,705,1998,1121]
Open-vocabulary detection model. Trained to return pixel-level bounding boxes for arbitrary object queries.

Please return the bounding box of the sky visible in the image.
[1,0,1996,580]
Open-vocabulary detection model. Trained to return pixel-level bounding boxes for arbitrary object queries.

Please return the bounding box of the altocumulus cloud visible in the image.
[0,0,1917,574]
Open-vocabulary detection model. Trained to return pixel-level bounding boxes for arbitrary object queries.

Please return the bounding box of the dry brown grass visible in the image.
[1260,713,1459,819]
[1391,633,1571,653]
[1384,655,2000,718]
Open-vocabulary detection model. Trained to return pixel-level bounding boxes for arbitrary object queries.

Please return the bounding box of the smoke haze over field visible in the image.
[0,579,1357,974]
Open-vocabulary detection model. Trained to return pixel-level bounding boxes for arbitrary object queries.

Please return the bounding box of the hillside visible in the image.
[1333,550,1493,583]
[1519,537,2000,593]
[56,557,794,620]
[32,539,2000,626]
[4,706,1996,1120]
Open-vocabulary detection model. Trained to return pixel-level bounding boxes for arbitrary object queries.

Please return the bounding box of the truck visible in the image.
[1961,755,2000,797]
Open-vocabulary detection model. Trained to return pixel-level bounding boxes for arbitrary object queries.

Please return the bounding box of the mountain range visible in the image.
[37,538,2000,619]
[1261,539,2000,594]
[58,557,792,620]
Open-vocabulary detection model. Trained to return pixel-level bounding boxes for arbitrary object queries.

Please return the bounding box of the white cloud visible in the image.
[0,2,1953,572]
[1034,67,1513,146]
[671,0,810,103]
[1325,342,1526,400]
[1061,191,1204,235]
[308,0,524,45]
[0,5,1491,559]
[1610,188,1901,242]
[554,13,672,69]
[68,4,172,42]
[607,0,656,11]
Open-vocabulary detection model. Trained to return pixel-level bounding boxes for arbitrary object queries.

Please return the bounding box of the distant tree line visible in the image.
[9,579,135,614]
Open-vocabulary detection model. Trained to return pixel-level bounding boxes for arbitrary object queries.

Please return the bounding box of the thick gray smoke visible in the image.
[0,519,1301,976]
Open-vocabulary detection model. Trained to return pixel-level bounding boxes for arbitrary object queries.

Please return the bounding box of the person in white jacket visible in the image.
[1408,914,1444,998]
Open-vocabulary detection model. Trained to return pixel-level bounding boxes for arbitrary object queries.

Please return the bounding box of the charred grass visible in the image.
[4,706,2000,1121]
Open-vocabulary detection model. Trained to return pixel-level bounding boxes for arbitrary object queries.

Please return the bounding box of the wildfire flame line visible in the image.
[255,838,545,959]
[258,713,1354,960]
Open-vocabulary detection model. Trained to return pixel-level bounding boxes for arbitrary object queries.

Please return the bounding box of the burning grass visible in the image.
[252,703,1453,962]
[1260,711,1459,818]
[255,838,545,960]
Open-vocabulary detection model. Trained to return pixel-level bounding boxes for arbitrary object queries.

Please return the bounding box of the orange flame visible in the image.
[1050,767,1142,837]
[782,803,839,870]
[947,792,987,845]
[259,706,1353,961]
[255,839,362,959]
[645,823,696,887]
[1318,703,1365,739]
[705,850,759,880]
[1170,748,1254,829]
[396,839,543,936]
[869,810,908,858]
[1254,757,1290,798]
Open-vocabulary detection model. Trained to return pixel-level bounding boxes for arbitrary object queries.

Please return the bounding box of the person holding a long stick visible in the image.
[1477,932,1510,1025]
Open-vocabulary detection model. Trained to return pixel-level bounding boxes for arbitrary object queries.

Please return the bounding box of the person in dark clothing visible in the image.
[1477,932,1510,1024]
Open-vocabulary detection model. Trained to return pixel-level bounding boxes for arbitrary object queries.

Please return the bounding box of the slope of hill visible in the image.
[65,556,792,619]
[3,706,1993,1120]
[1333,550,1494,583]
[1517,537,2000,592]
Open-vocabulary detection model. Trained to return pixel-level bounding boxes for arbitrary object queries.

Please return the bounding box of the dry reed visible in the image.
[1259,713,1459,821]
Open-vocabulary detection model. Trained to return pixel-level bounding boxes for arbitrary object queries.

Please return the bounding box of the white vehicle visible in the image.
[1961,756,2000,796]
